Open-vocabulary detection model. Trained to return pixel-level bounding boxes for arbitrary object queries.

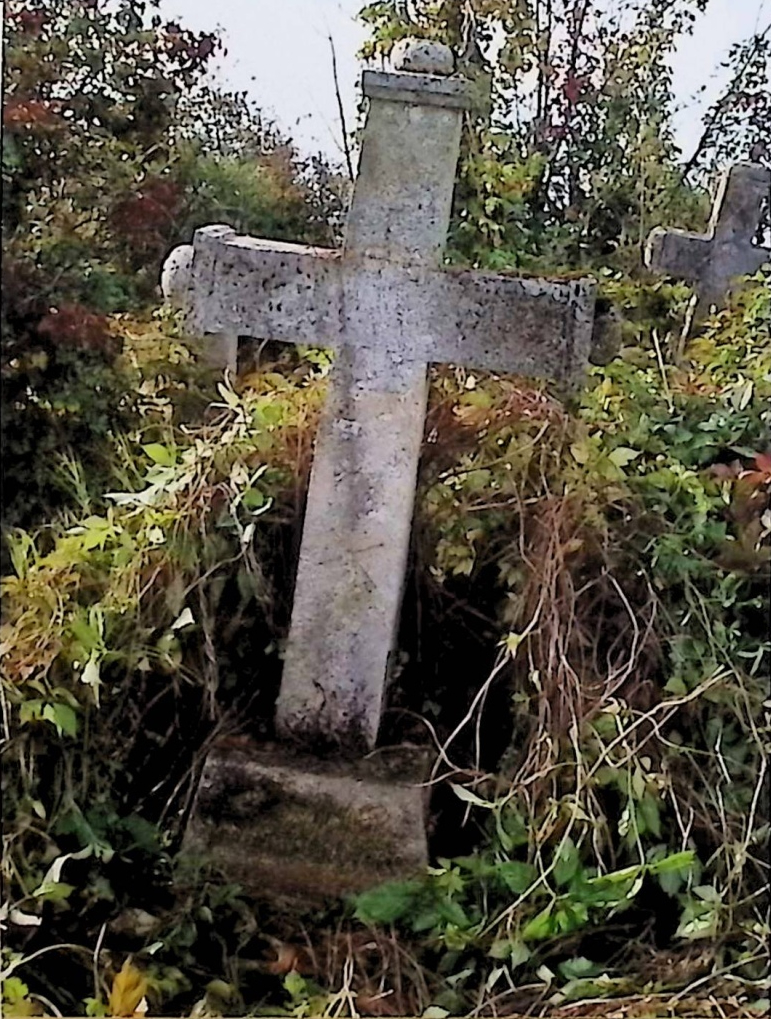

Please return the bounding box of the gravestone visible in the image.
[645,161,771,309]
[164,41,597,901]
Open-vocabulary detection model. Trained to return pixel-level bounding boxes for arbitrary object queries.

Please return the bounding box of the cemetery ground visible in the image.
[2,2,770,1018]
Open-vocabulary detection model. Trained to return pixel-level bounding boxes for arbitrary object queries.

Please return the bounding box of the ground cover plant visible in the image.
[1,0,769,1016]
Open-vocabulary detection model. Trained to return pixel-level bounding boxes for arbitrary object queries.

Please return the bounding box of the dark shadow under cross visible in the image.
[163,44,596,753]
[645,161,771,309]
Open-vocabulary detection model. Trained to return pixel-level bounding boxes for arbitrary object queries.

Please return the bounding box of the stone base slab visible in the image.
[184,743,430,906]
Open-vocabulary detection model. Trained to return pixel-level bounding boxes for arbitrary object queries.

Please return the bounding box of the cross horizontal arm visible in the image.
[645,227,713,281]
[431,270,597,380]
[186,225,345,347]
[348,264,596,382]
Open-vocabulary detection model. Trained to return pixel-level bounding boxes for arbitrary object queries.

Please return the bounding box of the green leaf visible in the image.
[410,907,443,932]
[33,881,75,902]
[649,850,695,874]
[449,783,496,808]
[664,675,688,695]
[496,860,536,894]
[693,884,722,903]
[638,794,661,837]
[554,837,580,887]
[142,443,175,467]
[283,970,307,1001]
[438,898,470,928]
[84,997,108,1017]
[19,700,44,725]
[120,814,161,854]
[488,939,512,959]
[570,441,592,464]
[508,940,531,968]
[747,999,769,1016]
[608,446,641,469]
[2,978,30,1005]
[554,902,588,933]
[42,703,79,738]
[242,486,266,511]
[521,903,555,941]
[498,808,529,848]
[354,879,423,925]
[70,615,101,651]
[558,956,602,981]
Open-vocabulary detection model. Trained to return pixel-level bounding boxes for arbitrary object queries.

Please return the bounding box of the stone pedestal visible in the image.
[185,744,430,905]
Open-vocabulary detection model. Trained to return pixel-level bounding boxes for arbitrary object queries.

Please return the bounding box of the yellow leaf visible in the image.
[109,959,148,1017]
[607,446,640,469]
[570,441,591,465]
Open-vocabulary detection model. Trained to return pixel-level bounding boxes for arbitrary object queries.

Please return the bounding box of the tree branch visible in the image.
[329,34,355,184]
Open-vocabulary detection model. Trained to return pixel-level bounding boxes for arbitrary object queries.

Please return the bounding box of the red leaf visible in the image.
[198,36,215,60]
[38,304,116,354]
[563,75,583,105]
[3,98,60,129]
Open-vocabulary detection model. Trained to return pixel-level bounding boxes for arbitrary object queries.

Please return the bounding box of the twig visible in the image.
[29,995,62,1018]
[669,951,769,1002]
[329,34,355,184]
[431,597,545,787]
[1,943,93,980]
[93,923,107,1003]
[651,328,674,412]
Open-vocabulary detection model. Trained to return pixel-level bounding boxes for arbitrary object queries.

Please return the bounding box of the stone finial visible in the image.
[161,244,194,310]
[390,38,455,76]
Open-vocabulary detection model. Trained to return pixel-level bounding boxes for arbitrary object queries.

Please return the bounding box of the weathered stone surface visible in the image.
[161,243,194,309]
[345,70,469,264]
[361,69,471,110]
[160,237,238,373]
[182,230,595,388]
[185,744,429,904]
[277,64,474,754]
[390,37,455,76]
[645,161,770,308]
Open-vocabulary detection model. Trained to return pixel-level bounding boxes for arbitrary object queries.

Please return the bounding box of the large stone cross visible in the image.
[645,161,770,308]
[164,41,596,755]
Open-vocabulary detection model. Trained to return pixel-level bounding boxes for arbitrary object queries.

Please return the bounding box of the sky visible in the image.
[158,0,770,167]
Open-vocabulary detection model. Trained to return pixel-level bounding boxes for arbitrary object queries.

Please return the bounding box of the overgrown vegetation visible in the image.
[1,0,769,1016]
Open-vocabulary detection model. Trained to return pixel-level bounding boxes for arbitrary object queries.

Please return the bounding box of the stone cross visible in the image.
[163,41,596,755]
[645,161,770,308]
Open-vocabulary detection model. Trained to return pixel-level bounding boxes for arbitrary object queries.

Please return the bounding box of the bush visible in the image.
[1,0,344,536]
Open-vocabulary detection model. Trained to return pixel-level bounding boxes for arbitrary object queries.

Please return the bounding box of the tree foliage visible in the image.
[359,0,768,268]
[1,0,343,536]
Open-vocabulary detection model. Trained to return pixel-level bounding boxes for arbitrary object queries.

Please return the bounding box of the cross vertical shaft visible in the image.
[275,61,472,752]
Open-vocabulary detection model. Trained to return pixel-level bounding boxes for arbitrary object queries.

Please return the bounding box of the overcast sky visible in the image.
[158,0,769,167]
